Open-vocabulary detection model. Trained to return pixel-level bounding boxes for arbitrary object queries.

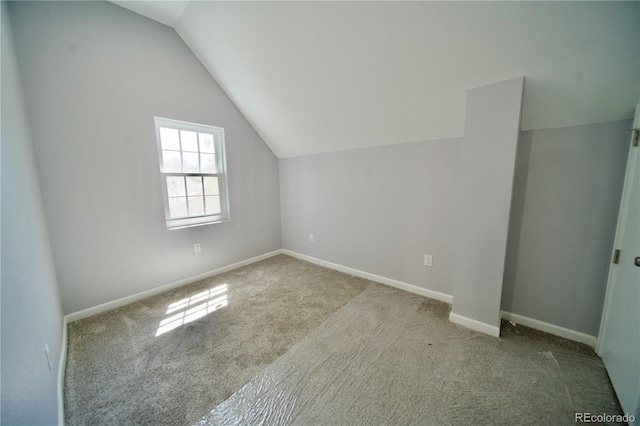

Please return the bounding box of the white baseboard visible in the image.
[57,247,596,426]
[449,312,501,337]
[58,249,284,424]
[58,317,68,426]
[66,249,283,323]
[281,249,453,303]
[281,250,598,346]
[501,311,597,348]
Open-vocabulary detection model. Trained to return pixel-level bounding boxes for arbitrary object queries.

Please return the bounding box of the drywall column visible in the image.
[450,77,524,337]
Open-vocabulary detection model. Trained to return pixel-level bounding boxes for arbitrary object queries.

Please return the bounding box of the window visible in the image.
[154,117,230,229]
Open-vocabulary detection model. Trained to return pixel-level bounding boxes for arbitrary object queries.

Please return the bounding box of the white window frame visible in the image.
[154,117,230,230]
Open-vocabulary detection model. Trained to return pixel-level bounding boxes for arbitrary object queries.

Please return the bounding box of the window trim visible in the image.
[154,117,230,230]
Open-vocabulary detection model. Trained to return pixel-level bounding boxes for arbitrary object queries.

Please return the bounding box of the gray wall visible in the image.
[502,120,630,336]
[280,120,628,336]
[9,1,282,314]
[280,138,463,296]
[1,1,64,423]
[451,77,524,331]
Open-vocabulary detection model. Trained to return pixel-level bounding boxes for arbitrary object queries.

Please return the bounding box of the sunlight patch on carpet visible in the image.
[156,284,228,336]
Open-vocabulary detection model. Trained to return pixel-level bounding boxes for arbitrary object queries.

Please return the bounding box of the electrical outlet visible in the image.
[309,234,314,242]
[44,344,52,371]
[194,243,201,253]
[424,254,433,267]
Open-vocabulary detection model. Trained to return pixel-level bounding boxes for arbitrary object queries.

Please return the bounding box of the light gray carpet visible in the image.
[197,284,621,425]
[65,254,622,425]
[64,255,368,425]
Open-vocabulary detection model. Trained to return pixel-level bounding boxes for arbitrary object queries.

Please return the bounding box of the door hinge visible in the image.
[613,249,621,264]
[627,129,640,147]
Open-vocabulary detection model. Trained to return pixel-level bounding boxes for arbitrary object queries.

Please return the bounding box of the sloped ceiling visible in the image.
[113,1,639,158]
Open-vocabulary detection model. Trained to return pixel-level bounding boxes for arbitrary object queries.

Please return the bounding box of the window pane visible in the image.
[182,152,199,173]
[200,153,216,173]
[203,177,219,195]
[199,133,215,153]
[188,196,204,216]
[168,197,188,218]
[180,130,198,152]
[155,118,229,227]
[205,195,220,215]
[162,150,182,172]
[186,176,203,196]
[160,128,180,150]
[166,176,186,197]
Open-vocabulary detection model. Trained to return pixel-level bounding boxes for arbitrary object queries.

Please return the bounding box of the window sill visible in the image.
[166,216,230,230]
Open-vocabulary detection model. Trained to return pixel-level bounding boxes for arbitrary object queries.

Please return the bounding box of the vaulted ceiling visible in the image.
[112,1,639,158]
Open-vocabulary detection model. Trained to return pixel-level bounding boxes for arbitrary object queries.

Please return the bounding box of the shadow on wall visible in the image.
[502,130,534,311]
[501,121,630,335]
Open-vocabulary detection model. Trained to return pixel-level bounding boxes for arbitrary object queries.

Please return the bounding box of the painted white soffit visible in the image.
[112,1,639,158]
[111,0,188,28]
